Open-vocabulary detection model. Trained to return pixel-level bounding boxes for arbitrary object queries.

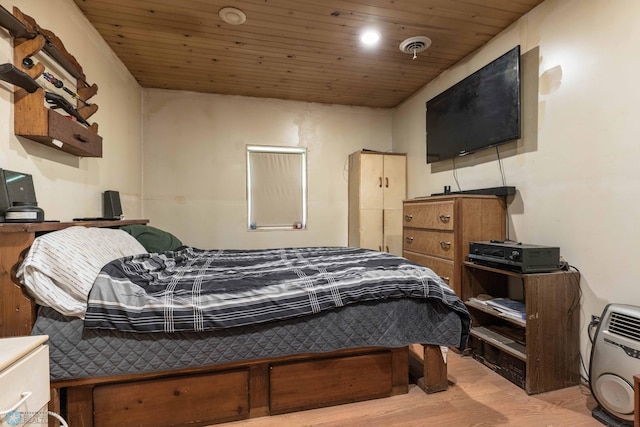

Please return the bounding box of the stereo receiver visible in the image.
[468,241,560,273]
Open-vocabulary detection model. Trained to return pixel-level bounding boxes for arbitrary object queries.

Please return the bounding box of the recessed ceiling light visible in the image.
[219,7,246,25]
[360,30,381,46]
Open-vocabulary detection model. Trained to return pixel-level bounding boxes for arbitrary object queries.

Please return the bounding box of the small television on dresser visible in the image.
[0,169,38,221]
[426,45,521,164]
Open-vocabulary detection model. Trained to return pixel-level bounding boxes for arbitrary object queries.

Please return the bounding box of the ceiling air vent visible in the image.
[399,36,432,59]
[609,311,640,342]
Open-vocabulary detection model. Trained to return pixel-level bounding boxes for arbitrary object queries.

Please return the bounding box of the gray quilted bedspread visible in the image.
[33,297,469,381]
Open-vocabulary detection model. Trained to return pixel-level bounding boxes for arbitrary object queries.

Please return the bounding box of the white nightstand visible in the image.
[0,336,49,427]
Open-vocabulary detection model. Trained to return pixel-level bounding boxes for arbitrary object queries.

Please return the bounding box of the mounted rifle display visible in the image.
[43,72,93,107]
[0,4,102,157]
[0,4,89,87]
[0,63,92,127]
[22,57,93,107]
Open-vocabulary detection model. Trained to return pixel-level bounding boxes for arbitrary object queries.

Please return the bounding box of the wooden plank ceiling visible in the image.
[72,0,544,108]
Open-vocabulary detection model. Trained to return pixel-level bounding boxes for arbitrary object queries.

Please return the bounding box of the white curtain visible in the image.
[249,151,303,227]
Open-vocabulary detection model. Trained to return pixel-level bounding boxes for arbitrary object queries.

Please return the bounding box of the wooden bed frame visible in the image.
[0,220,450,427]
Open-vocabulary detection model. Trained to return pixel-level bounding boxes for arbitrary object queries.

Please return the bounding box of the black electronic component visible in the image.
[0,169,41,222]
[468,241,560,273]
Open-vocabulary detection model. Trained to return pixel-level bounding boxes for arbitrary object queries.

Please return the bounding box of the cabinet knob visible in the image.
[440,276,450,284]
[438,214,451,223]
[379,177,382,188]
[385,177,389,188]
[404,214,413,222]
[439,241,451,250]
[405,236,414,243]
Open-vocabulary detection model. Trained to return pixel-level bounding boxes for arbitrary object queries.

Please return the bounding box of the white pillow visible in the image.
[16,226,147,318]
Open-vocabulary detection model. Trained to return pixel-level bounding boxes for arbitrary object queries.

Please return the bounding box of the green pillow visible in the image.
[120,224,183,253]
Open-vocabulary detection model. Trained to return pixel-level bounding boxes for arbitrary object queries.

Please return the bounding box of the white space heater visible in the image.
[589,303,640,423]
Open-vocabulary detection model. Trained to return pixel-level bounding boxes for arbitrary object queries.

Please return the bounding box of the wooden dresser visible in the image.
[402,195,506,296]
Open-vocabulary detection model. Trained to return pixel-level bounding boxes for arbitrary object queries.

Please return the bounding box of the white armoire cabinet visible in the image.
[348,150,406,256]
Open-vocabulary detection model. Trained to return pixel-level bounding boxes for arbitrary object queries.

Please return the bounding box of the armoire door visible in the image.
[359,209,383,251]
[383,208,403,255]
[359,154,384,210]
[382,155,406,210]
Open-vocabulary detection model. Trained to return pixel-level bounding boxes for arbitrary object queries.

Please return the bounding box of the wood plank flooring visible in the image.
[222,348,603,427]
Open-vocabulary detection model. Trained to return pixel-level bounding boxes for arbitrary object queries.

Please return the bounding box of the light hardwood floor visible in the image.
[223,348,603,427]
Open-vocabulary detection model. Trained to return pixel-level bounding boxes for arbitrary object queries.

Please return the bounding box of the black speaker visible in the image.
[103,190,123,219]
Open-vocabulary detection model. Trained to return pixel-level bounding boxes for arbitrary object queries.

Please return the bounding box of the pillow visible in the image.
[120,224,183,252]
[16,226,147,318]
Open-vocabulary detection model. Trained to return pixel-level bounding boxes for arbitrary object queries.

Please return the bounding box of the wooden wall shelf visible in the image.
[1,6,102,157]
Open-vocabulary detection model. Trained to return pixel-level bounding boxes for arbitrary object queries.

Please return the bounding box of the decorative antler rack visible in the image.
[0,5,102,157]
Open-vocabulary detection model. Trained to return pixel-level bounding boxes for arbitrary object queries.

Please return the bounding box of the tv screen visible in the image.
[426,46,521,163]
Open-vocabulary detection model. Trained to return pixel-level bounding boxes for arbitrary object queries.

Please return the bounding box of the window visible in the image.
[247,145,307,230]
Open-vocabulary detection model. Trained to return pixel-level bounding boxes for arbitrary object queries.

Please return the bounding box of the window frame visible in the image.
[246,145,308,231]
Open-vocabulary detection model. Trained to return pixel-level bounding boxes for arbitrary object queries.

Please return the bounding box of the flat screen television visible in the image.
[426,45,521,163]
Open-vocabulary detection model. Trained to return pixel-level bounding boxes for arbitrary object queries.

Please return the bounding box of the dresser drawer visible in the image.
[403,251,455,288]
[403,201,455,230]
[403,229,454,260]
[0,345,49,427]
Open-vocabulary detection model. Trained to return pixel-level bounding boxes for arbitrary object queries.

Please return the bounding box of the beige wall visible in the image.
[142,89,392,248]
[0,0,143,220]
[393,0,640,369]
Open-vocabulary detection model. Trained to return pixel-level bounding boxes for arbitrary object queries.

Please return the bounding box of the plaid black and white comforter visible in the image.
[84,246,469,333]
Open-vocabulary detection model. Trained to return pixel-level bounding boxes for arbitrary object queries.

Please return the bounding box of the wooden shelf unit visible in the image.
[462,261,581,394]
[3,6,102,157]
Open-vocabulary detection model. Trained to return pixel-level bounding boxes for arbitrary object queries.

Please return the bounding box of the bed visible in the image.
[0,220,470,427]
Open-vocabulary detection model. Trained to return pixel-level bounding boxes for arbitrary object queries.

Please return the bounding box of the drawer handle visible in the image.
[385,245,389,252]
[404,214,413,222]
[439,241,451,250]
[385,177,389,188]
[0,391,32,415]
[439,214,451,223]
[74,133,89,142]
[405,236,414,243]
[379,177,382,188]
[440,276,450,284]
